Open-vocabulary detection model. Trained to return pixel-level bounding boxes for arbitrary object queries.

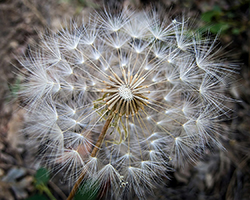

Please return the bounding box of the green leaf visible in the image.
[6,78,22,101]
[210,22,230,34]
[213,5,222,12]
[201,5,222,22]
[227,11,235,18]
[35,168,50,186]
[25,194,49,200]
[202,11,217,22]
[232,28,240,35]
[75,180,99,200]
[10,78,21,94]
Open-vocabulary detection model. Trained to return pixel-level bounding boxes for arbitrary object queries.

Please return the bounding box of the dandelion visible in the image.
[19,7,236,200]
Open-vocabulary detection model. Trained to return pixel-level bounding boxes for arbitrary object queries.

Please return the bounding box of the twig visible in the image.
[49,180,67,200]
[67,116,113,200]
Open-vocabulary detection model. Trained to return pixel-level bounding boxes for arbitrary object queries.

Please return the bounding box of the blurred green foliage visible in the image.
[25,168,54,200]
[7,78,21,102]
[34,168,50,187]
[75,179,99,200]
[26,168,99,200]
[201,5,230,34]
[26,194,49,200]
[201,1,250,35]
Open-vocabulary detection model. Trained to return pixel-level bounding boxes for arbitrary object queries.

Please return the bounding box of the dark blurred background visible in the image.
[0,0,249,199]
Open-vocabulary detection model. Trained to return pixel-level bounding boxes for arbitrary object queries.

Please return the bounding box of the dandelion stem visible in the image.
[67,116,113,200]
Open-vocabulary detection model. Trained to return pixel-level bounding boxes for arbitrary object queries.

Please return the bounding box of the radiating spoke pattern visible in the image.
[19,8,235,199]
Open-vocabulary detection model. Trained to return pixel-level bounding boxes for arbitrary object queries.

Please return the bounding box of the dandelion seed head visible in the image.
[18,7,236,200]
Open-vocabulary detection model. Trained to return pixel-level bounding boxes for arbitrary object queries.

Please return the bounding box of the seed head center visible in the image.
[118,85,133,101]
